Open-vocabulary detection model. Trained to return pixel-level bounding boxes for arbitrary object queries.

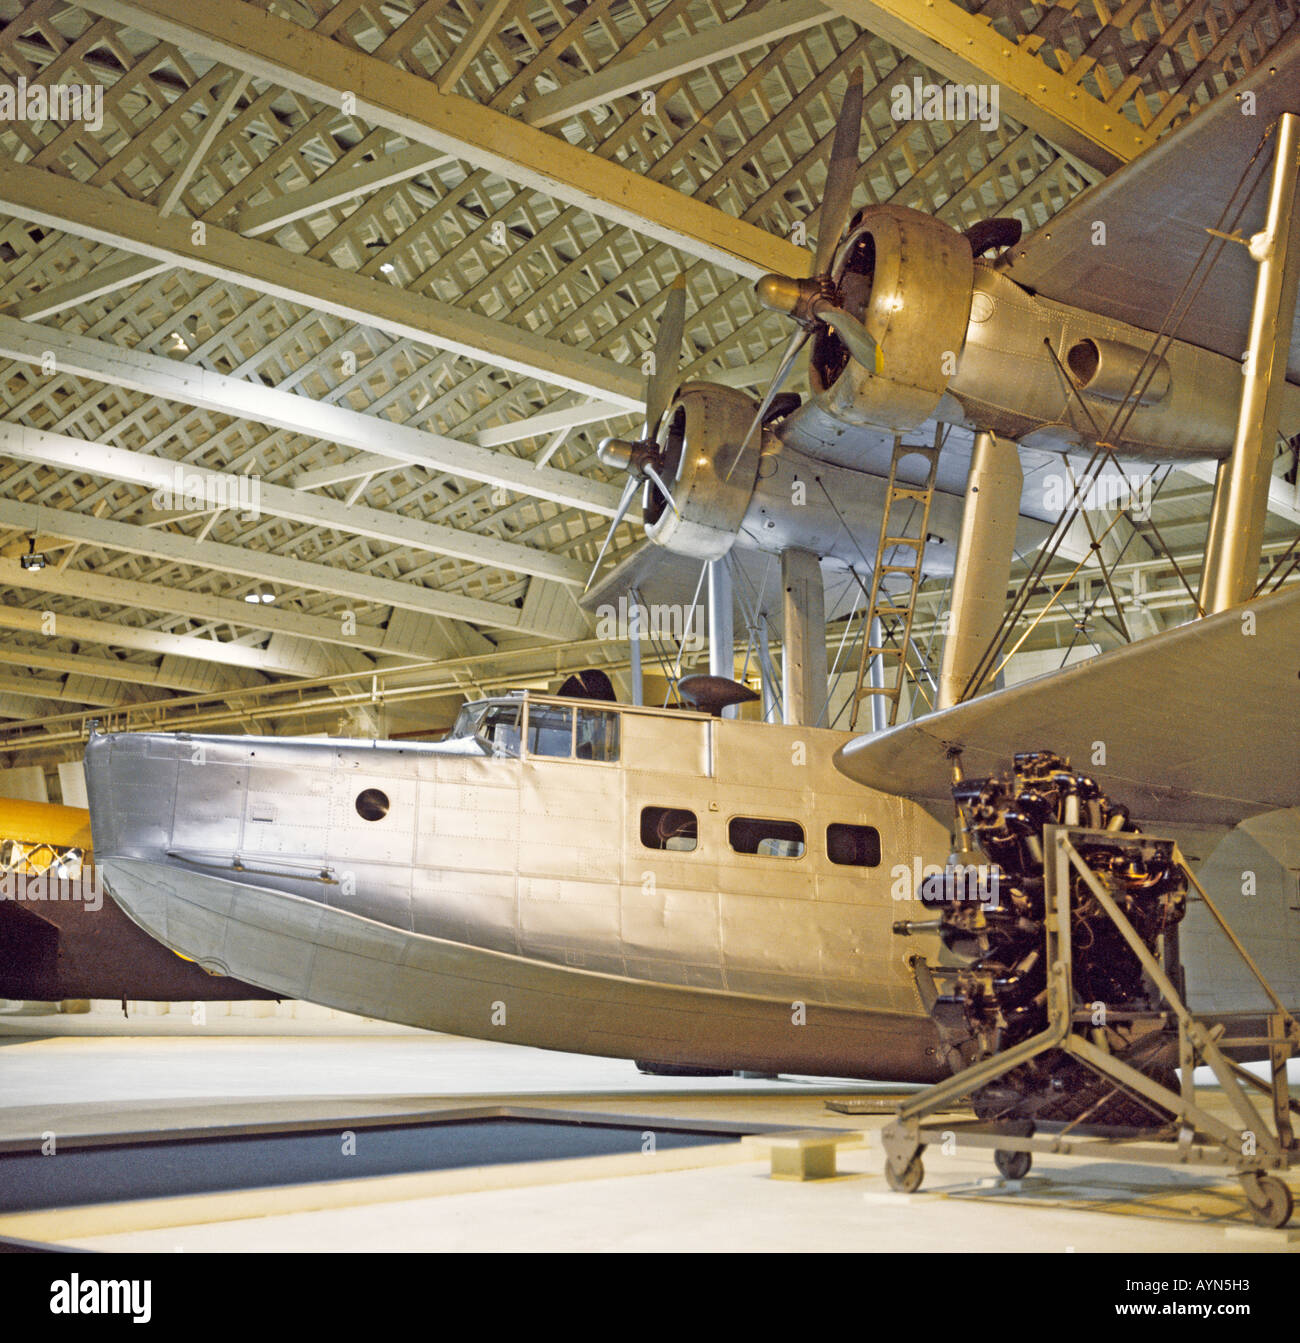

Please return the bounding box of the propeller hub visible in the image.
[755,273,806,316]
[598,436,665,479]
[755,273,839,325]
[597,437,637,472]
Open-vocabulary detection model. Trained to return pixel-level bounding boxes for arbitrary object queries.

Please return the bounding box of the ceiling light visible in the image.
[366,239,396,276]
[244,592,275,604]
[19,536,47,571]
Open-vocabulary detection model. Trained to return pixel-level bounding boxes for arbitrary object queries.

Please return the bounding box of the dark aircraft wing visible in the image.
[0,881,277,1001]
[834,583,1300,826]
[580,536,680,612]
[998,35,1300,383]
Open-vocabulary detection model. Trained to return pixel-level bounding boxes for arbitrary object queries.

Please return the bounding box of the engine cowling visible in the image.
[811,204,974,430]
[643,381,762,561]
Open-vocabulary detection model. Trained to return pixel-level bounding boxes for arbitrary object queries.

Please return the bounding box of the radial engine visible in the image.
[916,751,1189,1127]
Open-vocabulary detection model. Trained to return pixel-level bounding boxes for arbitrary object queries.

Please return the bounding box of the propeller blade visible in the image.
[818,304,883,374]
[584,476,640,592]
[645,277,687,442]
[643,461,680,516]
[813,67,864,278]
[724,325,809,481]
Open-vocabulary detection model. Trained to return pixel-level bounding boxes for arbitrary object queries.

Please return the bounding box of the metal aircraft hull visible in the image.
[93,856,943,1080]
[83,709,952,1082]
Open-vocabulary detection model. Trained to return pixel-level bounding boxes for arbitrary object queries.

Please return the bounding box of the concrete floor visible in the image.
[1,1011,1296,1253]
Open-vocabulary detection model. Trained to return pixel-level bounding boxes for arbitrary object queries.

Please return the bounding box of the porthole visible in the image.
[356,788,390,821]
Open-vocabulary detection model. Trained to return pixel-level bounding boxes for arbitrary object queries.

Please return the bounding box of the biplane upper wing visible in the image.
[998,33,1300,384]
[834,584,1300,826]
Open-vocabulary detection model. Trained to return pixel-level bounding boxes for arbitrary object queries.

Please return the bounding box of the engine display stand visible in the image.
[880,825,1299,1228]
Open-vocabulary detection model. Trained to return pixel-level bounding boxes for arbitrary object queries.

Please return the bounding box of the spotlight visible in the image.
[19,536,46,571]
[243,592,275,604]
[366,239,397,276]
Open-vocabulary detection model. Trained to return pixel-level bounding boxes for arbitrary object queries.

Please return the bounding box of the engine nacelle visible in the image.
[811,205,974,430]
[643,381,761,561]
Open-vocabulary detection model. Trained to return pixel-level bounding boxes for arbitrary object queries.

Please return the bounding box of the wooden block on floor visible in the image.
[743,1129,867,1181]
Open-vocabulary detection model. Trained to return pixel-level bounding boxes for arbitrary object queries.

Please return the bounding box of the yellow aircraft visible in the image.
[0,795,273,1004]
[0,796,92,879]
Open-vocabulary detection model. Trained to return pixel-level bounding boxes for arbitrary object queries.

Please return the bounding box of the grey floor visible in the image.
[1,1011,1296,1253]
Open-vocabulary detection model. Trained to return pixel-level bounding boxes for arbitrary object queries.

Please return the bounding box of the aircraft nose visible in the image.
[83,730,182,862]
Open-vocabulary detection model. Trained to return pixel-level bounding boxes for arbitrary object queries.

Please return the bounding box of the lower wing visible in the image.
[834,584,1300,827]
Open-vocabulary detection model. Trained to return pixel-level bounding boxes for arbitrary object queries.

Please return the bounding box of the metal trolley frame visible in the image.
[880,825,1299,1228]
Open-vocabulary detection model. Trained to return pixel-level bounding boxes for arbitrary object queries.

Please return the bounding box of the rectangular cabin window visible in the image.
[526,704,573,758]
[827,822,882,868]
[728,816,805,859]
[576,707,620,762]
[641,806,698,852]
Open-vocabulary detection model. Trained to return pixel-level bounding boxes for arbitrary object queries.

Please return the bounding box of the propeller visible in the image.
[585,277,687,591]
[726,67,880,479]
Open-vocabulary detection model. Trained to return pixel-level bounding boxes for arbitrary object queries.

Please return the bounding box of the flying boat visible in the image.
[82,44,1300,1129]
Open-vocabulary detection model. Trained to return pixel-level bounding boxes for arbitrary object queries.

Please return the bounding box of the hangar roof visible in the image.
[0,0,1296,763]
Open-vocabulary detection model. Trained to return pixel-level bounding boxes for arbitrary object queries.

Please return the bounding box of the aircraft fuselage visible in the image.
[84,694,953,1081]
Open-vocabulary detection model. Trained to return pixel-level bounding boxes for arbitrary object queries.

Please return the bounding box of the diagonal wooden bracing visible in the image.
[0,157,647,407]
[825,0,1297,174]
[0,312,625,520]
[0,556,417,663]
[0,422,589,584]
[823,0,1151,173]
[0,0,1295,749]
[0,493,579,637]
[73,0,808,278]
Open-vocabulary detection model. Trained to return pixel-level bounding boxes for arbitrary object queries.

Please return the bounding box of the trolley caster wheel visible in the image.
[994,1148,1032,1180]
[885,1154,924,1194]
[1244,1175,1293,1229]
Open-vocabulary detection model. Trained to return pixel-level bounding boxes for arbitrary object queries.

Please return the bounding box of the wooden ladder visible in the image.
[849,436,941,729]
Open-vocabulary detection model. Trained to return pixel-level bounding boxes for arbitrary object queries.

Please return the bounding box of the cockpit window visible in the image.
[526,704,574,758]
[445,701,520,757]
[448,703,482,741]
[450,698,619,762]
[477,704,520,757]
